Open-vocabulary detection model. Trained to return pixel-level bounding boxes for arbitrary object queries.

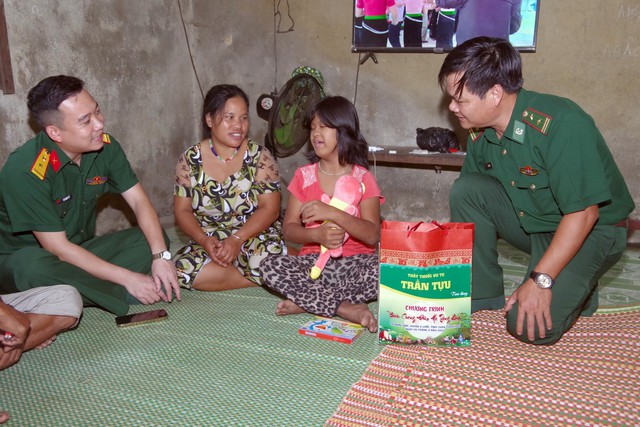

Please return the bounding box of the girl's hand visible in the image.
[300,200,334,225]
[317,222,346,249]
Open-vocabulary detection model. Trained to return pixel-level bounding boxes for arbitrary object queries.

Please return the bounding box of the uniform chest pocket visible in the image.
[515,173,556,215]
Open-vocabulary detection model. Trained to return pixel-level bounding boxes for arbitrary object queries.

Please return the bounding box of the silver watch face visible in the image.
[533,273,553,289]
[154,250,172,261]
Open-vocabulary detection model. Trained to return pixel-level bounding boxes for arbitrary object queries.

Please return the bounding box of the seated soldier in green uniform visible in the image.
[0,75,181,316]
[437,37,634,345]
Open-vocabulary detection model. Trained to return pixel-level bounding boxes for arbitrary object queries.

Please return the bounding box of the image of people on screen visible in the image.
[353,0,538,51]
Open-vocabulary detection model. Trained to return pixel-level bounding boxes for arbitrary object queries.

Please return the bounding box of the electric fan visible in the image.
[257,67,325,159]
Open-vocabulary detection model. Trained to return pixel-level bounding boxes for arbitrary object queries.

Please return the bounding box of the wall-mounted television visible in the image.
[352,0,540,54]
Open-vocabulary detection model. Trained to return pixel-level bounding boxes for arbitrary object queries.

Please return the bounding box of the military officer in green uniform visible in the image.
[0,75,181,316]
[437,37,634,345]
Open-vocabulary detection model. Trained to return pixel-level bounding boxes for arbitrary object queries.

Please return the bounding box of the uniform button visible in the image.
[511,181,515,187]
[501,149,507,155]
[519,211,525,217]
[530,184,536,190]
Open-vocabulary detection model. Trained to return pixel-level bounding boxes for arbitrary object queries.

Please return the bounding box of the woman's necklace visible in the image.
[209,138,240,163]
[317,162,352,176]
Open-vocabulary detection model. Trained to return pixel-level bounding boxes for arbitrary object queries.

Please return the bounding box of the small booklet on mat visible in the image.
[298,317,365,344]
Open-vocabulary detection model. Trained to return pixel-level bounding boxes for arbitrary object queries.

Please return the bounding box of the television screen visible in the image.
[352,0,540,53]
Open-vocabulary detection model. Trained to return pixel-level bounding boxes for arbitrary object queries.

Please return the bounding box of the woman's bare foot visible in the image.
[275,300,305,316]
[336,302,378,333]
[34,335,57,350]
[0,410,9,424]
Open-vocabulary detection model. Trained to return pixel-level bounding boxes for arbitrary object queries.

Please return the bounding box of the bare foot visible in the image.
[336,302,378,333]
[34,335,57,350]
[0,410,9,424]
[275,300,305,316]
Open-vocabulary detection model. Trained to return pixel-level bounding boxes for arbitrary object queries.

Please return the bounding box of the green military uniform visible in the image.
[450,88,634,344]
[0,131,164,315]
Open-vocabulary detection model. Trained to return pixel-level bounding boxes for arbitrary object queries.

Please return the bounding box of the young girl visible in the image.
[260,96,384,332]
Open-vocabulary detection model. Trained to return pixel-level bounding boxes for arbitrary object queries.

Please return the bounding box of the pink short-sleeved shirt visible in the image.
[356,0,396,16]
[288,163,384,256]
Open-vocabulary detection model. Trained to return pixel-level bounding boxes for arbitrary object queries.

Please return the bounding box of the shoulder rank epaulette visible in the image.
[102,133,111,144]
[30,148,50,180]
[521,108,552,134]
[469,128,484,143]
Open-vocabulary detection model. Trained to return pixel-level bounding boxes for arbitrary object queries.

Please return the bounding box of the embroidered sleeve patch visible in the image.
[521,108,552,134]
[30,148,50,180]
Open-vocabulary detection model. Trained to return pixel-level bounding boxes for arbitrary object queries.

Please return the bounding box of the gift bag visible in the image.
[378,220,473,346]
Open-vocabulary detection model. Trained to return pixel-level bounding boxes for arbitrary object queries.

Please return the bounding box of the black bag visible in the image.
[416,127,460,153]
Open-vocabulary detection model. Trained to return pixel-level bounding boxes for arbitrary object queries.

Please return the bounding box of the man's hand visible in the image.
[151,259,181,302]
[504,279,553,341]
[121,272,168,305]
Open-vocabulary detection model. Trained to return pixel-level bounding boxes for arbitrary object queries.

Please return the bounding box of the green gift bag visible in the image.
[378,220,473,346]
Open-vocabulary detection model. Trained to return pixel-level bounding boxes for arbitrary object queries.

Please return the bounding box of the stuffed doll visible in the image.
[309,175,365,279]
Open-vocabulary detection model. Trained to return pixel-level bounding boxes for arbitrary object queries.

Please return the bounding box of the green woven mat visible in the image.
[0,289,382,427]
[499,240,640,313]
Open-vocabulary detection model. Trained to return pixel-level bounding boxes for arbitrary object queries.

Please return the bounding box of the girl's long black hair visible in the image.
[304,96,369,169]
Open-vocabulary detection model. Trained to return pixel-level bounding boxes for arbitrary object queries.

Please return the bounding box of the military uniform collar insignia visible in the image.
[469,128,484,143]
[512,120,526,143]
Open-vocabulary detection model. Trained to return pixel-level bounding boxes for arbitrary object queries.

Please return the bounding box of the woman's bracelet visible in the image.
[230,234,245,243]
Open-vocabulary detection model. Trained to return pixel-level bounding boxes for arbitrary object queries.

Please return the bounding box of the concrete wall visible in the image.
[0,0,199,232]
[1,0,638,232]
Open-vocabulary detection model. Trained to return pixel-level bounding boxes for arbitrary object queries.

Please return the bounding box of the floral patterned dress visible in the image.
[173,140,284,289]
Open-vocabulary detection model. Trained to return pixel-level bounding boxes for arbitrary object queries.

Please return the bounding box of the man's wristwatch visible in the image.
[529,271,555,289]
[152,250,172,261]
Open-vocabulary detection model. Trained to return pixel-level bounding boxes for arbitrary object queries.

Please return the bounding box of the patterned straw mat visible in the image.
[326,243,640,427]
[325,309,640,427]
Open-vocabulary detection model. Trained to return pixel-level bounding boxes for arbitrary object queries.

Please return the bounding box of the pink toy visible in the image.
[309,175,365,279]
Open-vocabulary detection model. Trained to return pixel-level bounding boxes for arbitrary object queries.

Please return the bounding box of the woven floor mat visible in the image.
[0,288,382,427]
[325,310,640,427]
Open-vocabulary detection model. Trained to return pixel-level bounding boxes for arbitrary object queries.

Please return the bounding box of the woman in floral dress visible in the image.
[173,84,284,291]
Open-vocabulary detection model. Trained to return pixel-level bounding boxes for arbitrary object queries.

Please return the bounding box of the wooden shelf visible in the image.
[368,145,465,171]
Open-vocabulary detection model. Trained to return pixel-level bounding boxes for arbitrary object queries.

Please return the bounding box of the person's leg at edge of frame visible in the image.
[506,225,627,345]
[450,173,531,312]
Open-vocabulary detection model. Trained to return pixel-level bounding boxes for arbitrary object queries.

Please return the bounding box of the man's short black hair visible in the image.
[438,37,524,100]
[27,75,85,130]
